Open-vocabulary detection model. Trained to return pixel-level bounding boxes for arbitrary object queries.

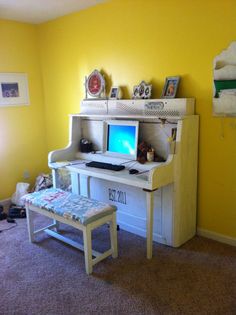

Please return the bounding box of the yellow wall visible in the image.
[37,0,236,238]
[1,0,236,239]
[0,20,48,199]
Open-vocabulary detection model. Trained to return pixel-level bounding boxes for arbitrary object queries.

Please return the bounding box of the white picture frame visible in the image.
[0,73,30,107]
[132,81,152,99]
[85,69,105,99]
[109,86,121,99]
[132,85,140,99]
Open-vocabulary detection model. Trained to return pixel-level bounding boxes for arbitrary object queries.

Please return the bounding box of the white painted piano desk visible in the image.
[49,98,199,259]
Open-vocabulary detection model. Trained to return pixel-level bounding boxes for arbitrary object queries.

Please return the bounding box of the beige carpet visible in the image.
[0,215,236,315]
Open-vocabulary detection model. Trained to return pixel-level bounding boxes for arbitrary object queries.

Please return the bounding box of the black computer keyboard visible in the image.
[86,161,125,171]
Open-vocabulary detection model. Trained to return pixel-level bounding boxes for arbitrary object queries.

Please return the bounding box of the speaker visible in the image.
[8,205,26,218]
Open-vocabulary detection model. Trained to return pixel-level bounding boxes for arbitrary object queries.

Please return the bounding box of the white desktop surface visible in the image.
[61,158,173,259]
[66,160,156,190]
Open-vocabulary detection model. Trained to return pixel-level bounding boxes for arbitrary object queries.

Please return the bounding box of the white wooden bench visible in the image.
[22,188,118,274]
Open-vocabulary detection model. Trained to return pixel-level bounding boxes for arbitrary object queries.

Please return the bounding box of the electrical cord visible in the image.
[0,220,17,233]
[136,170,149,175]
[119,160,138,169]
[119,160,136,165]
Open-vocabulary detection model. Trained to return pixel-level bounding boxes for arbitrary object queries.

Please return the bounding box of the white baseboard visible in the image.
[197,227,236,247]
[118,221,167,245]
[0,198,11,212]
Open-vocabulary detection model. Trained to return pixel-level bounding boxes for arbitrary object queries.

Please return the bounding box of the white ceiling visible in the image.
[0,0,106,24]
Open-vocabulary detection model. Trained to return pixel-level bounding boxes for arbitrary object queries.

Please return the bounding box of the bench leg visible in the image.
[83,225,93,275]
[53,219,60,231]
[26,205,35,243]
[110,213,118,258]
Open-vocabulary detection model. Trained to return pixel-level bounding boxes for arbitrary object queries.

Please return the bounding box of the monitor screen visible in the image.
[104,120,139,160]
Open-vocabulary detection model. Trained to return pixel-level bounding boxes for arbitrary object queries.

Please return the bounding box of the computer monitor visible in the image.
[103,120,139,160]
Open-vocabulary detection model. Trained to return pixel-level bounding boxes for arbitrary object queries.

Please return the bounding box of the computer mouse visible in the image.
[129,169,139,175]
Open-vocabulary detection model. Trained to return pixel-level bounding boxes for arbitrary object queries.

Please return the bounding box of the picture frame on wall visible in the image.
[161,76,180,98]
[0,73,30,107]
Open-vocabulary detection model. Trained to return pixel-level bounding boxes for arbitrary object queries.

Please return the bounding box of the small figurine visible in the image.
[137,141,149,164]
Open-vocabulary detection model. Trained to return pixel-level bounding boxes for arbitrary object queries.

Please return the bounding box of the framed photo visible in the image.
[0,73,29,107]
[109,86,121,99]
[132,81,152,99]
[161,76,180,98]
[132,85,140,99]
[85,69,105,98]
[142,83,152,99]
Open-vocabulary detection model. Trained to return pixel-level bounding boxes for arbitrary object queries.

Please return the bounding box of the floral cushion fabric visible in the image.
[22,188,116,226]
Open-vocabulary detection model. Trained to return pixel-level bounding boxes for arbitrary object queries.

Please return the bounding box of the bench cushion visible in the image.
[22,188,116,225]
